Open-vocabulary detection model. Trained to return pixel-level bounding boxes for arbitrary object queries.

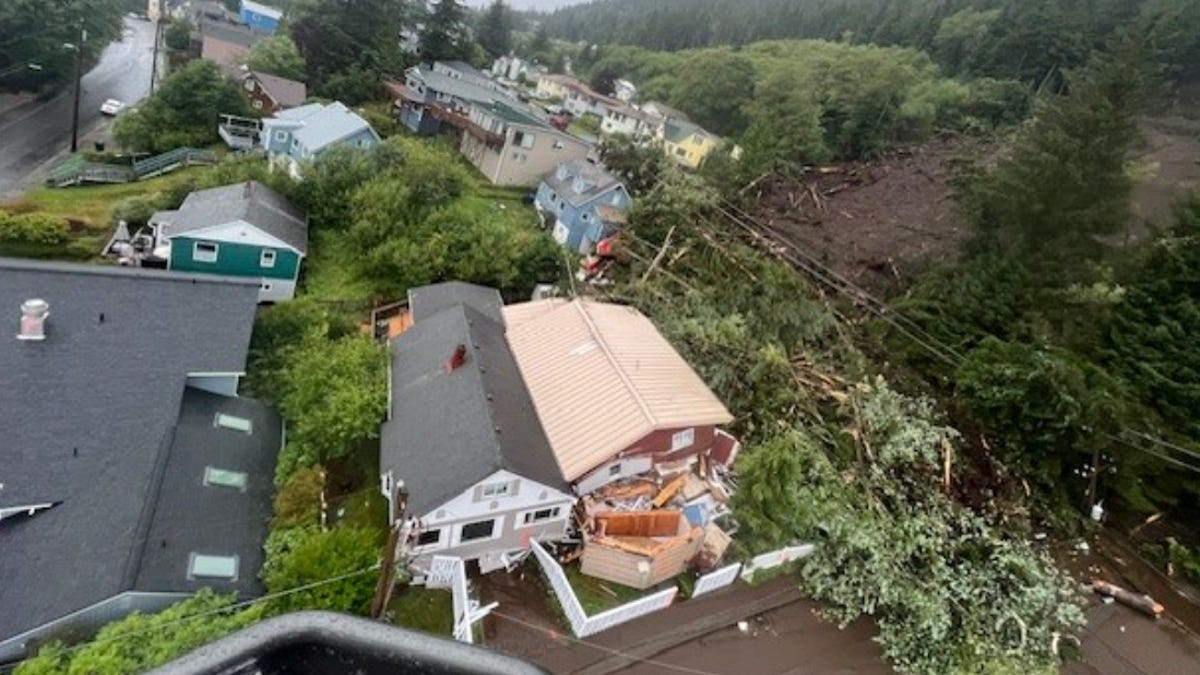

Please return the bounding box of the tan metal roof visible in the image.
[504,299,733,482]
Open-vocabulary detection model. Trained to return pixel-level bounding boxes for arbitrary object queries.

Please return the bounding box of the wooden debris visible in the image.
[682,474,709,502]
[653,474,689,508]
[641,225,677,283]
[1092,580,1165,618]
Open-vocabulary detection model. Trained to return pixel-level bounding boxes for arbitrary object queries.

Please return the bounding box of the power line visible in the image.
[0,564,381,674]
[1119,429,1200,462]
[490,610,728,675]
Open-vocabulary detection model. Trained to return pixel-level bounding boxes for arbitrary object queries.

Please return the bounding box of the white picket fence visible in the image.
[739,543,814,581]
[530,540,677,638]
[692,562,743,597]
[427,555,496,644]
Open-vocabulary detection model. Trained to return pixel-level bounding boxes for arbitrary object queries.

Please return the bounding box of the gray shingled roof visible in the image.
[408,281,505,327]
[542,158,624,209]
[290,102,378,154]
[151,181,308,254]
[249,71,307,109]
[381,302,566,515]
[0,259,259,646]
[200,20,260,48]
[132,388,280,595]
[411,67,510,106]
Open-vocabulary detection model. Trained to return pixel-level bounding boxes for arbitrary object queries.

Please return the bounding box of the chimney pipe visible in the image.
[444,344,467,372]
[17,299,49,341]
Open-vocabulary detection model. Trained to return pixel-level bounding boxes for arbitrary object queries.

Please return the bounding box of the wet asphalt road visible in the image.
[0,17,155,198]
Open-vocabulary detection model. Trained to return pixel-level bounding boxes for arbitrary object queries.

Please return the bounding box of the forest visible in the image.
[0,0,142,91]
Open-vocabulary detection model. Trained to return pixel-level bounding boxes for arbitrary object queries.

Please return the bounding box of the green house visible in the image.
[149,182,307,302]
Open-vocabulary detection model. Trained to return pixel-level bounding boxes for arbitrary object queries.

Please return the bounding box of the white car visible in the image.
[100,99,124,116]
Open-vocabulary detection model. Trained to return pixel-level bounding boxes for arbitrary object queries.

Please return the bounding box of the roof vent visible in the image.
[444,344,468,373]
[17,299,49,341]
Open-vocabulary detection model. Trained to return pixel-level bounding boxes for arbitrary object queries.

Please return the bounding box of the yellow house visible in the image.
[536,74,577,101]
[656,118,721,169]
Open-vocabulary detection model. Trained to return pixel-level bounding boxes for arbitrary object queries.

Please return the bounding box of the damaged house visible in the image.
[380,284,739,587]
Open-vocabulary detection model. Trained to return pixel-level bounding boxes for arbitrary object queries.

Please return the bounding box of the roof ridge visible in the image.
[570,299,658,427]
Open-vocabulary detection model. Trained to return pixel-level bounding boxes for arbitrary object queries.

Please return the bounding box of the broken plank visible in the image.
[653,474,689,508]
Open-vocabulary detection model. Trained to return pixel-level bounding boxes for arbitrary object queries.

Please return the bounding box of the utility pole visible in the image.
[69,19,85,154]
[371,484,407,619]
[150,0,164,94]
[1085,444,1102,516]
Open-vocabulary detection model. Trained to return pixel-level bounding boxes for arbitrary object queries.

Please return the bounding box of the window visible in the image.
[553,140,564,151]
[459,518,496,542]
[481,482,509,498]
[215,413,253,434]
[203,467,248,491]
[611,192,622,205]
[608,463,621,477]
[193,241,218,263]
[188,553,238,580]
[244,79,255,91]
[671,427,695,451]
[260,249,276,268]
[274,130,286,142]
[513,131,535,149]
[523,507,561,525]
[416,529,441,547]
[582,212,591,222]
[675,147,687,157]
[252,99,263,110]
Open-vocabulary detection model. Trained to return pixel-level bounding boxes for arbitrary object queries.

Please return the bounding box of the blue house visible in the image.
[239,0,282,33]
[259,101,380,180]
[535,159,631,253]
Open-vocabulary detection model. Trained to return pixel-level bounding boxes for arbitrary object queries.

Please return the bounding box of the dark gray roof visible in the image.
[408,281,505,327]
[381,303,566,515]
[152,181,308,254]
[0,259,259,644]
[132,388,280,596]
[200,20,260,48]
[542,158,625,208]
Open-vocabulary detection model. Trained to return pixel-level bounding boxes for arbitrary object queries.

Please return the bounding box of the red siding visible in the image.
[623,425,716,461]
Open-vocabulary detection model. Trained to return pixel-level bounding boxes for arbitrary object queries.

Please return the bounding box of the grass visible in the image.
[564,564,646,614]
[10,167,204,228]
[336,486,388,536]
[387,585,454,635]
[300,232,375,304]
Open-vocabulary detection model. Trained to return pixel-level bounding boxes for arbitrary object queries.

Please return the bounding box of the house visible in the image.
[535,73,578,101]
[641,100,689,123]
[657,118,721,169]
[614,79,636,103]
[432,60,502,92]
[239,0,282,34]
[534,158,631,253]
[240,70,306,113]
[259,101,380,180]
[563,82,621,119]
[148,181,308,302]
[380,282,575,574]
[490,55,525,81]
[386,63,517,137]
[504,297,737,494]
[0,258,278,662]
[200,21,260,76]
[459,98,591,187]
[599,102,659,138]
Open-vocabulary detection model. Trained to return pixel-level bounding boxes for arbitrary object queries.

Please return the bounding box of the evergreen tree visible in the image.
[420,0,469,63]
[478,0,512,61]
[528,22,551,56]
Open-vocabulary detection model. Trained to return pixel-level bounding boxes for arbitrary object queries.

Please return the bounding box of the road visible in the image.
[0,17,156,198]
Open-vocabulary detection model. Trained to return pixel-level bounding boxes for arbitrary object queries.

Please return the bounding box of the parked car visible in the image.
[100,99,124,116]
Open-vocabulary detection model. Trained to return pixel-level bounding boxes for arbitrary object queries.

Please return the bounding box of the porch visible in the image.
[218,114,261,150]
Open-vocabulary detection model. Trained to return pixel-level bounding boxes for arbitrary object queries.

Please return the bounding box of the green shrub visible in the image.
[0,212,71,245]
[273,466,325,529]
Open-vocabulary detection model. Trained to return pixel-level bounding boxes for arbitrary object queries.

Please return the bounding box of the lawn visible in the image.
[8,167,204,227]
[387,584,454,635]
[564,564,646,614]
[300,232,375,305]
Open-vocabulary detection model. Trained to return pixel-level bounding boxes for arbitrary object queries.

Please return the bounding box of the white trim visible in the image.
[671,427,695,451]
[193,241,219,263]
[186,371,245,378]
[260,249,277,268]
[454,515,505,545]
[516,505,567,528]
[481,482,510,498]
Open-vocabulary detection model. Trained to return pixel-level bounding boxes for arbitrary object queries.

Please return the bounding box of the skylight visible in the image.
[203,467,248,491]
[189,554,238,580]
[214,413,253,433]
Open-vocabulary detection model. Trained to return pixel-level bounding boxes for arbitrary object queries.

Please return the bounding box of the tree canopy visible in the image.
[113,60,254,153]
[242,34,307,81]
[420,0,471,63]
[0,0,128,91]
[289,0,405,102]
[477,0,512,61]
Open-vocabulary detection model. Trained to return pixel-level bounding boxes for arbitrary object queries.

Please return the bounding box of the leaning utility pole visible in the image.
[370,483,408,619]
[69,19,84,153]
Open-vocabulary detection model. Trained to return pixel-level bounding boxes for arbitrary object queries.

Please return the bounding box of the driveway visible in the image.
[0,16,156,199]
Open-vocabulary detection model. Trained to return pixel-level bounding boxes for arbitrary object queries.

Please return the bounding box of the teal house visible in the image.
[149,182,308,302]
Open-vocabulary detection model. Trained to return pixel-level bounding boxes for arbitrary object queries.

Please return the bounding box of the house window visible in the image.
[416,529,442,547]
[582,212,591,222]
[260,249,276,268]
[611,192,622,205]
[608,463,621,477]
[244,79,255,91]
[188,553,238,580]
[671,427,695,451]
[193,241,218,263]
[513,131,535,149]
[203,467,248,491]
[459,518,496,542]
[553,140,564,150]
[675,147,687,157]
[481,482,509,498]
[215,413,253,434]
[522,507,561,525]
[252,99,263,110]
[274,130,286,141]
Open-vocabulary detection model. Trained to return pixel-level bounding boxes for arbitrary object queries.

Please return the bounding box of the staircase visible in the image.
[45,148,217,187]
